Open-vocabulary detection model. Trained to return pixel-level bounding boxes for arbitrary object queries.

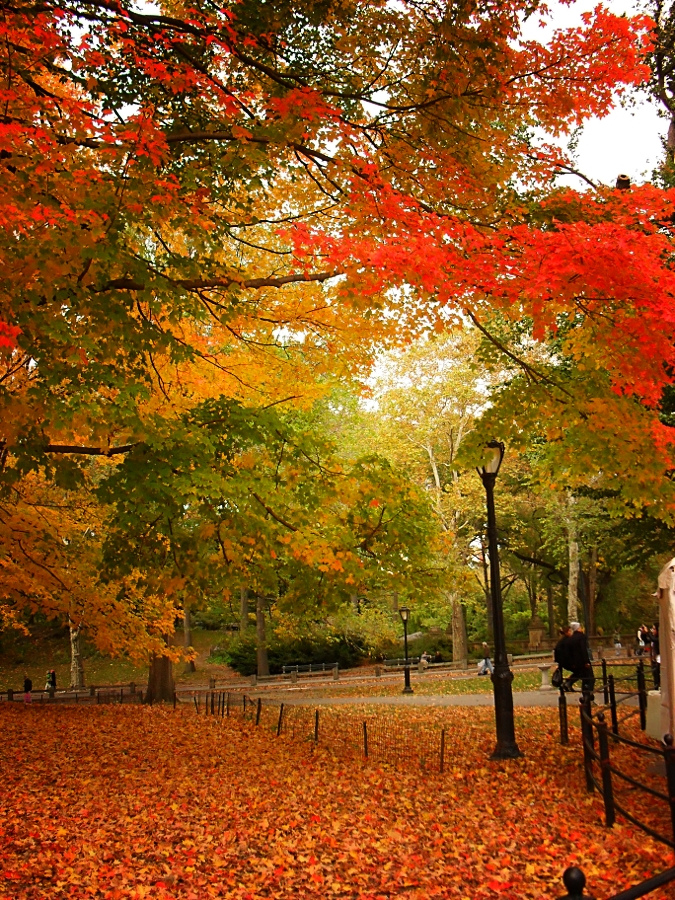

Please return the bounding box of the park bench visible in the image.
[383,657,421,667]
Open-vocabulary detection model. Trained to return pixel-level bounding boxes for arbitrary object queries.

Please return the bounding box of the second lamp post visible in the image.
[477,441,522,760]
[399,606,414,694]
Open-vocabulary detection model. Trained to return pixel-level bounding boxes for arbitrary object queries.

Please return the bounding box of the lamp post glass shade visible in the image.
[478,440,504,477]
[399,606,410,623]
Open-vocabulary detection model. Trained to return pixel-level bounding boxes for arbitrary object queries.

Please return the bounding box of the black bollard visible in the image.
[559,866,594,899]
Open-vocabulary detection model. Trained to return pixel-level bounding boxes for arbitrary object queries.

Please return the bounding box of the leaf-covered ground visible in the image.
[1,705,671,900]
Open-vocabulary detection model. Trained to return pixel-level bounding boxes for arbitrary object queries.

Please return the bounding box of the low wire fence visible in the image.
[0,683,143,705]
[183,688,450,770]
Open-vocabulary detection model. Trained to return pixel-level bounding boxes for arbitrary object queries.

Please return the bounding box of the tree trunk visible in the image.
[546,583,556,638]
[183,605,196,673]
[567,495,579,622]
[69,622,85,689]
[391,590,399,612]
[239,586,249,632]
[256,594,269,677]
[588,547,598,636]
[145,638,175,704]
[450,594,467,664]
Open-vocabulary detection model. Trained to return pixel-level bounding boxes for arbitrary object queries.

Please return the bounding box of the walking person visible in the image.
[23,675,32,705]
[651,624,661,690]
[553,626,571,687]
[478,642,494,676]
[564,622,595,698]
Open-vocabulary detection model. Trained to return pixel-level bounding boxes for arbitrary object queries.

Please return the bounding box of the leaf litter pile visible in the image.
[0,704,672,900]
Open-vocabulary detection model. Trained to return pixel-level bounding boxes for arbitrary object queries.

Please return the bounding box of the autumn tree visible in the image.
[3,0,672,675]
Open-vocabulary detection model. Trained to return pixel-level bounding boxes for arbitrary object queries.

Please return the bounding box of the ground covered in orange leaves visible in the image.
[0,704,672,900]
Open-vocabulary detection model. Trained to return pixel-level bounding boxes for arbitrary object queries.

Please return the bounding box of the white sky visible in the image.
[524,0,664,186]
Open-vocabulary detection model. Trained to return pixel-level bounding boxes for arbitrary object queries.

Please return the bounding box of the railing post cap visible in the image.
[664,733,674,747]
[561,866,590,899]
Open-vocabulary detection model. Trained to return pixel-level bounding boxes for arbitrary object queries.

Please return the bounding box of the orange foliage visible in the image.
[0,705,671,900]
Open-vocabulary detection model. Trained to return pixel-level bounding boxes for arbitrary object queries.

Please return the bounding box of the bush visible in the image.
[212,632,367,676]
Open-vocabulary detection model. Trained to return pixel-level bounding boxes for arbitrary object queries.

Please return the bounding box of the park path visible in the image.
[270,690,589,708]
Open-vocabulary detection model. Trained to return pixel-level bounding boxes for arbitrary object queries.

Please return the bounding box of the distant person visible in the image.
[49,670,57,691]
[420,651,430,669]
[478,642,493,676]
[613,631,622,658]
[44,670,52,691]
[433,650,442,664]
[564,622,595,697]
[636,624,647,657]
[554,626,572,683]
[23,675,32,704]
[650,624,661,690]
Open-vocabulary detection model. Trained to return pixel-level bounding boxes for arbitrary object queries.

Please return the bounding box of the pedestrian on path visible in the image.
[564,622,595,697]
[23,675,32,704]
[478,642,493,676]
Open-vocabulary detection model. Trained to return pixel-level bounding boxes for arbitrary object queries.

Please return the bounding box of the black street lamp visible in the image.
[477,441,523,760]
[399,606,414,694]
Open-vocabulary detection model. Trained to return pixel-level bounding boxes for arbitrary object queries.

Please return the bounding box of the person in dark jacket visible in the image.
[553,626,571,686]
[563,622,595,696]
[23,675,32,704]
[650,624,660,689]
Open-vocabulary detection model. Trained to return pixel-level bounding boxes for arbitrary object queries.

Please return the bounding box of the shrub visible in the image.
[211,632,366,675]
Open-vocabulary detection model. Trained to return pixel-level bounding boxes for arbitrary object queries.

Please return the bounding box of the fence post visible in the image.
[211,691,215,716]
[559,867,593,899]
[130,682,136,695]
[440,728,446,773]
[173,691,177,710]
[256,697,262,725]
[663,734,675,844]
[637,661,647,730]
[277,704,284,736]
[608,674,619,735]
[226,693,230,717]
[596,713,616,828]
[314,709,319,743]
[558,687,569,745]
[333,665,339,681]
[120,687,124,704]
[579,698,595,793]
[363,721,368,758]
[193,696,199,713]
[601,658,609,706]
[7,690,12,702]
[243,695,247,716]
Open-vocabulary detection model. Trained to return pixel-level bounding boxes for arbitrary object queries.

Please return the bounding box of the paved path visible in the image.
[275,690,597,708]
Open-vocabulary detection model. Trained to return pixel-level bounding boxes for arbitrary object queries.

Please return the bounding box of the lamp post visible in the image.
[477,441,523,760]
[399,606,414,694]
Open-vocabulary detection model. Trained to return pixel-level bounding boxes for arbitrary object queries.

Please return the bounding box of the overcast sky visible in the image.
[524,0,664,186]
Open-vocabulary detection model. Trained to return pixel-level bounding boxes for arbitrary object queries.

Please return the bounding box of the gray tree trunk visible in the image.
[145,638,175,703]
[239,587,249,632]
[450,594,467,664]
[567,494,579,623]
[588,546,598,636]
[256,594,269,677]
[547,584,556,638]
[69,622,85,689]
[183,604,196,673]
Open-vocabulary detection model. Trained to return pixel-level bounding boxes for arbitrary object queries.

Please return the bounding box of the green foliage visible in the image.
[215,632,365,676]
